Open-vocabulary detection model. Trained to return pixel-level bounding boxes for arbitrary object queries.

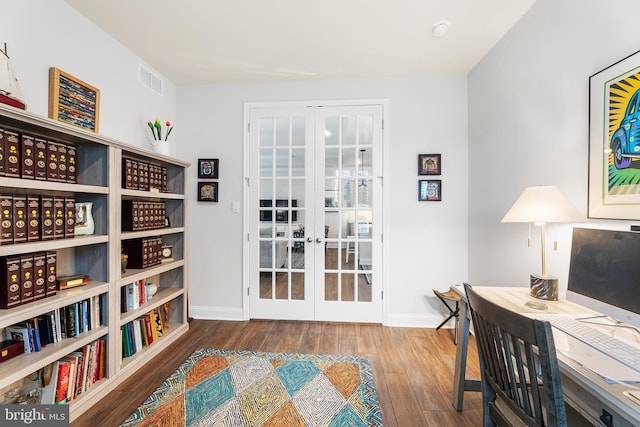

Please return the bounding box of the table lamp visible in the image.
[501,185,583,300]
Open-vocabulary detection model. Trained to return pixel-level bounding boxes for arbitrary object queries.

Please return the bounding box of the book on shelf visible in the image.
[13,194,27,243]
[0,127,5,175]
[5,324,33,353]
[40,196,54,241]
[34,136,47,181]
[46,140,58,182]
[46,251,57,296]
[53,197,65,239]
[0,194,13,245]
[66,143,76,184]
[56,142,67,183]
[20,133,35,179]
[32,252,46,300]
[5,129,20,178]
[26,194,40,242]
[0,255,21,308]
[54,358,71,403]
[20,254,34,304]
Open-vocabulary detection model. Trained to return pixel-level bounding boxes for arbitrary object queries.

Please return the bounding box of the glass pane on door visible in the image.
[321,113,375,306]
[258,116,307,303]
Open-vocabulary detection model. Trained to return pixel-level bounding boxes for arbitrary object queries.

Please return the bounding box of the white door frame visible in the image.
[242,99,390,324]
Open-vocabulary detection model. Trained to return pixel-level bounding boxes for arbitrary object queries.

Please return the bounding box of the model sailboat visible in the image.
[0,43,26,110]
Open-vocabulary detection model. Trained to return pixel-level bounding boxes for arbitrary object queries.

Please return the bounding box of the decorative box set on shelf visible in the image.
[121,237,164,269]
[0,251,57,309]
[122,158,167,192]
[0,128,76,182]
[121,200,166,231]
[0,194,76,245]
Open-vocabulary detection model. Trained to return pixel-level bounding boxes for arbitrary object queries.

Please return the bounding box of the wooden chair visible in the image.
[463,283,567,427]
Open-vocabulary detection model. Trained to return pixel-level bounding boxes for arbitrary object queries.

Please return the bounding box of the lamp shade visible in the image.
[501,185,583,224]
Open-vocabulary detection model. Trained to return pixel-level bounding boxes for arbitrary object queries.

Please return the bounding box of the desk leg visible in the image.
[452,301,470,410]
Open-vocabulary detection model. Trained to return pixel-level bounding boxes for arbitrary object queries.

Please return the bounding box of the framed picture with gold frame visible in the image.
[48,67,100,133]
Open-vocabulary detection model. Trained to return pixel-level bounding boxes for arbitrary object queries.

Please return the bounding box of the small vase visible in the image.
[150,139,170,156]
[75,202,95,235]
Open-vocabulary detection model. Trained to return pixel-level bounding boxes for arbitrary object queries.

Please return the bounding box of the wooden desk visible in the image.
[451,286,640,426]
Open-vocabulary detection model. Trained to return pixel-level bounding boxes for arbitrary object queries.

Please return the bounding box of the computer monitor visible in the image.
[567,227,640,327]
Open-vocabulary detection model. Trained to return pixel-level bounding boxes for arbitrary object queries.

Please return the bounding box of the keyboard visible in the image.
[537,314,640,372]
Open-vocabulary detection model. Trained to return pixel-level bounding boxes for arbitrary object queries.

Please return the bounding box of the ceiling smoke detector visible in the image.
[432,20,450,37]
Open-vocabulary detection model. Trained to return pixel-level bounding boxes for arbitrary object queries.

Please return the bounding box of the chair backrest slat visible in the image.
[464,283,567,427]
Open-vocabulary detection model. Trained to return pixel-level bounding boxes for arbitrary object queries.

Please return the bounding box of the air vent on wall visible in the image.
[139,64,163,95]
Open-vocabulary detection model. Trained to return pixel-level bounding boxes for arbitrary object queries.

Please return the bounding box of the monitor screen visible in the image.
[567,227,640,327]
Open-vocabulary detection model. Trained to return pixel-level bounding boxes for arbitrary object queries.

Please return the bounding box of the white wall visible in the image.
[1,0,177,150]
[468,0,640,289]
[179,77,469,326]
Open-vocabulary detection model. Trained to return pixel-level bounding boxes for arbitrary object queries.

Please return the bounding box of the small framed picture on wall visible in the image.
[197,158,219,179]
[418,179,442,201]
[198,181,218,202]
[418,154,441,175]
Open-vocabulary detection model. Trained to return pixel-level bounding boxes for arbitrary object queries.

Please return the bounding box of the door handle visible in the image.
[316,237,323,244]
[306,237,313,243]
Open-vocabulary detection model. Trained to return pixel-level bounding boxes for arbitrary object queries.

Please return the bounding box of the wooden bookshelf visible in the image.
[0,104,189,420]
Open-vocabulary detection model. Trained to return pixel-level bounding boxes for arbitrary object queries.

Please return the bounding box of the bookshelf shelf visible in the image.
[0,104,189,419]
[0,325,108,388]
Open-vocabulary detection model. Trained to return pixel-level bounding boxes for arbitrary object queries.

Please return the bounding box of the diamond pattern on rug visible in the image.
[120,349,382,427]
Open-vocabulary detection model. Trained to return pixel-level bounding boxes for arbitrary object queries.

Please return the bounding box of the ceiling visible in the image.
[64,0,536,85]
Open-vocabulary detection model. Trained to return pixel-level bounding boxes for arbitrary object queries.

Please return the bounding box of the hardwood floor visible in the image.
[71,319,483,426]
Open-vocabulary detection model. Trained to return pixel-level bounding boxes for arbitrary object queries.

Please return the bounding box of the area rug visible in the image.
[120,348,382,427]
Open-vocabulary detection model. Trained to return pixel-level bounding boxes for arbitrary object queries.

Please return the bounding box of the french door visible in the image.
[247,103,383,323]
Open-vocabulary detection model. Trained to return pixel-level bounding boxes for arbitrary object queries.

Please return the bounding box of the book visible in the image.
[127,282,139,310]
[46,251,57,296]
[131,159,139,189]
[0,255,21,308]
[54,359,71,403]
[40,196,54,241]
[32,253,46,300]
[12,194,26,244]
[153,308,164,338]
[0,194,13,245]
[19,254,34,303]
[53,197,65,239]
[4,129,20,178]
[46,140,59,182]
[56,142,67,182]
[66,143,76,183]
[26,194,40,242]
[64,197,75,238]
[144,314,154,345]
[20,133,35,179]
[34,136,47,180]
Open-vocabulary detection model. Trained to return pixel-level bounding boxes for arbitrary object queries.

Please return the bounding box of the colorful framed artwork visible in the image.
[418,154,441,175]
[197,158,219,179]
[198,181,218,202]
[418,179,441,201]
[589,50,640,220]
[48,67,100,133]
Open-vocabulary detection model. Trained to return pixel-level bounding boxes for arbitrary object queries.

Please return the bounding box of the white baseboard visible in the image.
[190,305,244,321]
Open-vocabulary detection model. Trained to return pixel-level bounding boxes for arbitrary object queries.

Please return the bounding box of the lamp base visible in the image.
[530,274,558,301]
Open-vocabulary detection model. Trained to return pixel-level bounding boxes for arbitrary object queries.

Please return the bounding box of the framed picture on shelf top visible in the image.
[48,67,100,133]
[198,158,219,179]
[198,181,218,202]
[418,154,441,175]
[419,179,442,201]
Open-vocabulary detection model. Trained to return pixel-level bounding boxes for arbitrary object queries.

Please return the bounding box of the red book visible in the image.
[55,360,72,403]
[53,197,65,240]
[66,143,77,183]
[144,314,154,345]
[12,194,27,244]
[26,195,40,242]
[0,194,13,245]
